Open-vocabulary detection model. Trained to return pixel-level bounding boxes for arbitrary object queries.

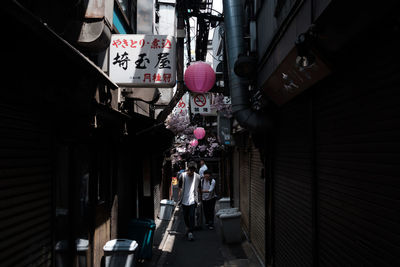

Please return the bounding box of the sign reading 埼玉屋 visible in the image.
[109,34,176,87]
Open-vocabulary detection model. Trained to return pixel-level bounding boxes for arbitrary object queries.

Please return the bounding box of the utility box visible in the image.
[55,240,69,267]
[216,208,239,240]
[55,239,89,267]
[103,239,138,267]
[76,239,89,267]
[219,211,242,243]
[159,199,175,220]
[217,197,231,210]
[216,207,239,218]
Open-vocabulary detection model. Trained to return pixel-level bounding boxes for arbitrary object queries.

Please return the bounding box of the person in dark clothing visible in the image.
[178,161,201,240]
[201,170,217,229]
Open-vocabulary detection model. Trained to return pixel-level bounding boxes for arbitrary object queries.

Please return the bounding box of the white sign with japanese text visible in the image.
[109,34,176,87]
[191,93,212,115]
[173,93,189,114]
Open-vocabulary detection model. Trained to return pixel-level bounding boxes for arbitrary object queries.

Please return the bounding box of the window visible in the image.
[113,0,133,33]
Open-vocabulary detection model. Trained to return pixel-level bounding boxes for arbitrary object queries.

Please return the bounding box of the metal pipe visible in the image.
[223,0,272,132]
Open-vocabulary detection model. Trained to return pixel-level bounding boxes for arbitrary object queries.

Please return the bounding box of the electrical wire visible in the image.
[207,51,222,62]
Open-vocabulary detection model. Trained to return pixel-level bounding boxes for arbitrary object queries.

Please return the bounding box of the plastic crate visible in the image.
[127,219,156,260]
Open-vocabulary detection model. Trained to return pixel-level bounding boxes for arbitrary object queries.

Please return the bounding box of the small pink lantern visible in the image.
[189,139,198,147]
[193,127,206,140]
[184,62,216,93]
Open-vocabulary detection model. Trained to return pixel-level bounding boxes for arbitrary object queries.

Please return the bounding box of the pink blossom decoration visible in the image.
[198,145,207,152]
[184,62,216,93]
[211,94,233,118]
[189,139,198,147]
[193,127,206,140]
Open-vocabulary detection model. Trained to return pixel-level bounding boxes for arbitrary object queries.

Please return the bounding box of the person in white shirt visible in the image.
[201,170,216,230]
[178,161,201,241]
[199,159,208,178]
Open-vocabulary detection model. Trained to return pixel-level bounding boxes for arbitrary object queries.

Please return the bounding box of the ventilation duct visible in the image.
[223,0,272,132]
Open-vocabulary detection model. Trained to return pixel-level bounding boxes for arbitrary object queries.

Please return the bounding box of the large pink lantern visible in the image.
[193,127,206,140]
[189,139,198,147]
[184,62,216,93]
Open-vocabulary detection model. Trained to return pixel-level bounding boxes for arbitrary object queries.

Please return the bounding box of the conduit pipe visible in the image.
[223,0,272,132]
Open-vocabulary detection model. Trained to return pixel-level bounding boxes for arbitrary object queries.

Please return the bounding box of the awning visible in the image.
[5,0,118,90]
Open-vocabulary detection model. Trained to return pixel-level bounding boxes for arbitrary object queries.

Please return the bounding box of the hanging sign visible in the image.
[173,93,189,114]
[262,47,331,105]
[109,34,176,87]
[218,113,233,146]
[191,93,212,114]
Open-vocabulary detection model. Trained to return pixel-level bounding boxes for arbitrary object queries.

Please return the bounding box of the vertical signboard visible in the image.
[109,34,176,87]
[218,113,233,145]
[173,93,189,114]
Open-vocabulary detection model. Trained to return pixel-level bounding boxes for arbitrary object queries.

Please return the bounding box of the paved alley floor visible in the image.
[159,206,225,267]
[140,204,263,267]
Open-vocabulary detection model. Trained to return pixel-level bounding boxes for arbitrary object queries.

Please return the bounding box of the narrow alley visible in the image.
[2,0,400,267]
[144,202,262,267]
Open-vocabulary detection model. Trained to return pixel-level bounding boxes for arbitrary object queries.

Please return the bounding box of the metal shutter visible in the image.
[0,104,53,267]
[233,148,240,208]
[239,147,250,233]
[250,144,266,264]
[273,93,313,266]
[315,46,400,266]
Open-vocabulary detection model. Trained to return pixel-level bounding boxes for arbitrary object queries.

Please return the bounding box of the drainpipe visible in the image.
[223,0,272,132]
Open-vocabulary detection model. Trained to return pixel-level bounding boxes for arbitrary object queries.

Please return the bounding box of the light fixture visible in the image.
[295,25,317,69]
[184,61,216,93]
[123,122,128,136]
[91,115,97,129]
[234,53,257,78]
[193,127,206,139]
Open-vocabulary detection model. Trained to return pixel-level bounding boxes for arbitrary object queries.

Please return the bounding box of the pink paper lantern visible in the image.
[189,139,198,147]
[184,62,216,93]
[193,127,206,140]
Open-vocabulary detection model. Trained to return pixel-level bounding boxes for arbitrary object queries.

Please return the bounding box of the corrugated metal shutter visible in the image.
[239,147,250,233]
[250,144,266,264]
[233,148,240,208]
[273,94,313,266]
[0,104,53,267]
[315,45,400,266]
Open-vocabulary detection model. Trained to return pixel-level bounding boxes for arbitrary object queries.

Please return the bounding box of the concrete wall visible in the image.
[156,2,176,35]
[137,0,154,34]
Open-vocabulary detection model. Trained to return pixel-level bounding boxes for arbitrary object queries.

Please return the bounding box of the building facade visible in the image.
[1,1,174,266]
[224,0,400,266]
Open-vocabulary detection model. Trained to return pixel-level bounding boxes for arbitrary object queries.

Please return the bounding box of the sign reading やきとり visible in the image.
[109,34,176,87]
